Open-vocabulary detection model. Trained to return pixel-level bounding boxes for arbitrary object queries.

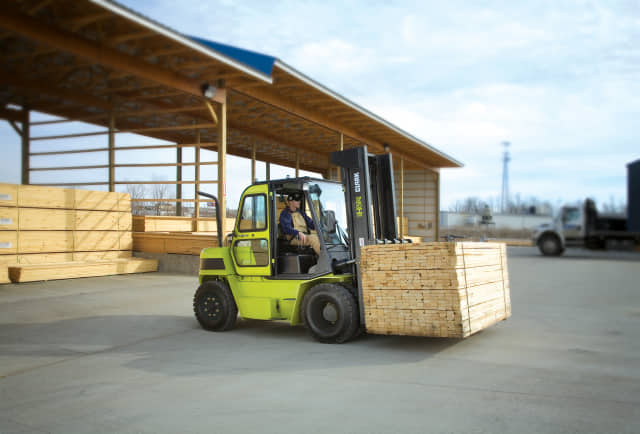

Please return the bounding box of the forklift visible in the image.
[194,146,407,343]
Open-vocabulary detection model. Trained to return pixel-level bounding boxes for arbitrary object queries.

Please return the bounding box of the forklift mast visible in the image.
[330,146,402,324]
[331,146,400,252]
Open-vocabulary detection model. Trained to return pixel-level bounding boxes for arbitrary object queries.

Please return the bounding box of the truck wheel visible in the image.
[193,280,238,331]
[302,283,359,344]
[538,234,563,256]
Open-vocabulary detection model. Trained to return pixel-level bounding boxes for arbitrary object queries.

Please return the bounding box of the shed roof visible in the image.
[0,0,462,173]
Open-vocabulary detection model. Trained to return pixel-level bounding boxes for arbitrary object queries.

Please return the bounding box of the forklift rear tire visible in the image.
[193,280,238,331]
[302,283,359,344]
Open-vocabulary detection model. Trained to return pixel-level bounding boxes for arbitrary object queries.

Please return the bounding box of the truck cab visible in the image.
[533,199,637,256]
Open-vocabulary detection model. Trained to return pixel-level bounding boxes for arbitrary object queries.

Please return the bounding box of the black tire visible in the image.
[301,283,359,344]
[538,234,564,256]
[193,280,238,331]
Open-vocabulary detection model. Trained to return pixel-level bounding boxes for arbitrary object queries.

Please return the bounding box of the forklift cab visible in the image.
[229,178,351,279]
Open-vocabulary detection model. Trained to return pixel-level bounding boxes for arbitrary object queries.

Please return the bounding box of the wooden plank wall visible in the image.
[0,183,132,264]
[394,169,438,241]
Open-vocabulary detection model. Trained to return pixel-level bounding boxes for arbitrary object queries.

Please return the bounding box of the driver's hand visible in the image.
[298,232,306,243]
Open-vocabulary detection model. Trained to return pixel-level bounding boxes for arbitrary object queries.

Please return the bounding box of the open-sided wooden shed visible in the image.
[0,0,461,241]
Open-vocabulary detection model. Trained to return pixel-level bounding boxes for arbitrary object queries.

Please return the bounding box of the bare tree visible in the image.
[126,184,146,216]
[151,184,170,216]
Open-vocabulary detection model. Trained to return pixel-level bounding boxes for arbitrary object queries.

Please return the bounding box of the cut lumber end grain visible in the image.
[8,258,158,283]
[361,241,511,339]
[0,183,18,207]
[0,264,10,284]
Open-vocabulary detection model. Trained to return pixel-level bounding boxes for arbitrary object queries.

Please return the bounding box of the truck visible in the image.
[192,146,509,343]
[533,159,640,256]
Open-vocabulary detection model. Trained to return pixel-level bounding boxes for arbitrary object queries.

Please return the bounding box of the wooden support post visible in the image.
[194,129,201,230]
[338,132,344,182]
[251,141,256,183]
[21,107,30,185]
[108,111,115,192]
[295,149,300,178]
[266,162,270,181]
[176,144,182,216]
[400,158,405,238]
[216,97,227,238]
[435,170,440,242]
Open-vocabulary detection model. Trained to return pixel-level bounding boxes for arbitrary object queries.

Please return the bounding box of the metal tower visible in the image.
[501,141,510,213]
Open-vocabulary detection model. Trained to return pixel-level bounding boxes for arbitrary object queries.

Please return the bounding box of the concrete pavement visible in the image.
[1,247,639,433]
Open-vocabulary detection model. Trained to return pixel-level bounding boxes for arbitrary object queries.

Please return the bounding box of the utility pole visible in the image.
[501,141,510,213]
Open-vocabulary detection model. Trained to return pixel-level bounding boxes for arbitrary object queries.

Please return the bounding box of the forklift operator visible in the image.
[279,192,321,255]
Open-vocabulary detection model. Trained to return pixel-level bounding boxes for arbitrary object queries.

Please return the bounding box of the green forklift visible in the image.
[193,146,407,343]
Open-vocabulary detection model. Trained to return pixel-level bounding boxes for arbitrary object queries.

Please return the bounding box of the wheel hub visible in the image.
[202,295,221,319]
[322,302,338,323]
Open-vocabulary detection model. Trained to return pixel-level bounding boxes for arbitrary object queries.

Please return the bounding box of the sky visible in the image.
[1,0,638,212]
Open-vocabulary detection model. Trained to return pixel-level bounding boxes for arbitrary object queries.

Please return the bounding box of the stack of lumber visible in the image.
[133,215,235,233]
[132,232,218,255]
[8,258,158,283]
[360,241,511,338]
[0,183,157,283]
[0,264,8,284]
[132,215,232,254]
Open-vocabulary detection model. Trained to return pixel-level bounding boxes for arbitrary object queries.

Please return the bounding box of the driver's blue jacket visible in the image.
[279,208,315,237]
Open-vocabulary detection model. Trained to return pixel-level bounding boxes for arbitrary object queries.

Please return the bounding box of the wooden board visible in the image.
[133,216,234,234]
[118,213,133,231]
[15,231,131,253]
[0,255,18,264]
[116,192,131,212]
[0,251,131,264]
[0,207,18,230]
[19,208,75,230]
[360,241,510,339]
[75,190,119,211]
[0,231,18,254]
[14,252,74,264]
[74,231,130,251]
[8,258,158,283]
[132,232,218,255]
[0,264,9,284]
[0,183,18,207]
[18,185,75,209]
[17,231,74,253]
[73,251,132,261]
[1,208,128,231]
[75,210,120,231]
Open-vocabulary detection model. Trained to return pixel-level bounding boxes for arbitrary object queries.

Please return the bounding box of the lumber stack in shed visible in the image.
[0,183,156,283]
[8,258,158,283]
[361,242,511,338]
[132,232,218,255]
[132,215,231,254]
[0,264,8,284]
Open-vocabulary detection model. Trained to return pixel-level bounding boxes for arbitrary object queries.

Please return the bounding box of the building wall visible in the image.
[395,169,438,241]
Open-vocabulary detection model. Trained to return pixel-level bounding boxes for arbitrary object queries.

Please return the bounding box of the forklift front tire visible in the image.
[302,283,359,344]
[193,280,238,331]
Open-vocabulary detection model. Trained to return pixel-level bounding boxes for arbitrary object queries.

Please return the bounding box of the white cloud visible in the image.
[289,39,375,75]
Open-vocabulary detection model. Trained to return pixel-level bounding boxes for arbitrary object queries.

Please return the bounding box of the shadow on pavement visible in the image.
[0,314,460,378]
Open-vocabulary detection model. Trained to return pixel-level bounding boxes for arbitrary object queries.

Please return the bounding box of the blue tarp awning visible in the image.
[188,36,276,77]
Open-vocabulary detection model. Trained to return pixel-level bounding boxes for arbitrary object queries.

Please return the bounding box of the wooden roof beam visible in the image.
[0,8,226,104]
[27,0,54,15]
[232,87,434,169]
[0,106,26,123]
[108,30,157,45]
[0,72,113,111]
